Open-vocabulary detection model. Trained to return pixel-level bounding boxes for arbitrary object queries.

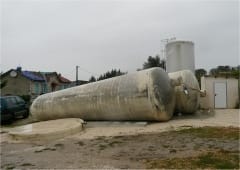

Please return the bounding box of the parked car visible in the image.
[0,96,29,123]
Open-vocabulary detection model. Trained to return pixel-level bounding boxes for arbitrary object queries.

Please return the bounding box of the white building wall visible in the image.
[226,78,239,108]
[200,77,239,109]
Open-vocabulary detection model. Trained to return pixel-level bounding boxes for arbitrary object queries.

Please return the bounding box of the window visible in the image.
[35,83,39,94]
[43,84,48,93]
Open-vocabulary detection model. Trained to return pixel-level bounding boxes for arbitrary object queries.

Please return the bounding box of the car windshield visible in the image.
[16,96,25,103]
[5,97,17,108]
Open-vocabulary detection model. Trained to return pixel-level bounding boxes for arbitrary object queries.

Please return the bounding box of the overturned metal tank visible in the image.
[31,68,176,122]
[168,70,200,114]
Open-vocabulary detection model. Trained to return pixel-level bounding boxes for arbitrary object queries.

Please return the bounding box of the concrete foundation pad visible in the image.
[9,118,84,141]
[86,121,148,128]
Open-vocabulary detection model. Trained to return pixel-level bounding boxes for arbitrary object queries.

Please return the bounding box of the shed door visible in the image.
[214,82,227,108]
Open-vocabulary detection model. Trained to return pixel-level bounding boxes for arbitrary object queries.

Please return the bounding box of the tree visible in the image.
[231,69,240,79]
[0,80,7,89]
[97,69,126,81]
[143,55,166,70]
[195,69,207,87]
[217,65,231,72]
[89,76,96,82]
[209,68,219,76]
[209,65,239,78]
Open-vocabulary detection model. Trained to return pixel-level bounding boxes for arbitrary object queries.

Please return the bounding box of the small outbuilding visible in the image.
[200,76,239,109]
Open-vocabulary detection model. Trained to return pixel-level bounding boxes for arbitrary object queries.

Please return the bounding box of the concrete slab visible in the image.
[71,109,239,140]
[8,118,84,141]
[85,121,148,128]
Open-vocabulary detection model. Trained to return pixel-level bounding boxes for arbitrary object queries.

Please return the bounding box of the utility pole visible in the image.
[161,37,176,71]
[76,65,79,86]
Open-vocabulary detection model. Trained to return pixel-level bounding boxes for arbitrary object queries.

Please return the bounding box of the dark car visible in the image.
[0,96,29,123]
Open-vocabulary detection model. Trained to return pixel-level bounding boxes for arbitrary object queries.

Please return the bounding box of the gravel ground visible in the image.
[0,109,239,169]
[68,109,240,140]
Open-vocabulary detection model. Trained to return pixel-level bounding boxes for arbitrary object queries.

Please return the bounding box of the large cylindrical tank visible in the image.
[168,70,200,114]
[30,68,175,122]
[166,41,195,73]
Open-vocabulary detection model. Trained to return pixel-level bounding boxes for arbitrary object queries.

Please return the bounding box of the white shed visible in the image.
[200,76,239,109]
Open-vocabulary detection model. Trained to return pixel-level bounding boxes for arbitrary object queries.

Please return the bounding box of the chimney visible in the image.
[16,66,22,72]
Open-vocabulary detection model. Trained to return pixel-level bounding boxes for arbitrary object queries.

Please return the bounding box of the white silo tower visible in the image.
[166,41,195,73]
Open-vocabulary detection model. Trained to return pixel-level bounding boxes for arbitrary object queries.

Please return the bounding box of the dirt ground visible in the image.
[0,109,239,169]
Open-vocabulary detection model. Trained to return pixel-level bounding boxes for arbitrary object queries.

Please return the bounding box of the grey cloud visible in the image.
[1,0,239,80]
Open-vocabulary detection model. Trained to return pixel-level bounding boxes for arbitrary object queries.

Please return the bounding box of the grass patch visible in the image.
[193,144,201,150]
[162,144,170,148]
[169,149,177,153]
[108,140,123,147]
[98,144,107,150]
[21,163,34,167]
[148,145,155,151]
[177,126,239,140]
[180,125,193,128]
[145,150,239,169]
[97,139,123,149]
[75,141,85,146]
[34,147,56,153]
[42,147,56,151]
[0,130,7,134]
[112,135,125,139]
[54,143,64,148]
[95,136,105,140]
[1,163,16,170]
[196,151,239,169]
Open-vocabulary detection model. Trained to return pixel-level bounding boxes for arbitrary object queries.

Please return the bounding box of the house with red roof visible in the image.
[0,67,71,101]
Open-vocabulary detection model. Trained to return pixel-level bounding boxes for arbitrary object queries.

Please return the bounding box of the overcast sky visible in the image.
[1,0,239,81]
